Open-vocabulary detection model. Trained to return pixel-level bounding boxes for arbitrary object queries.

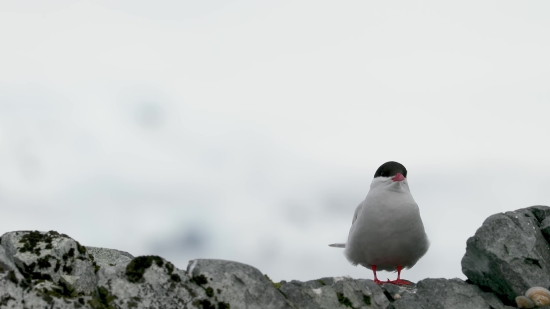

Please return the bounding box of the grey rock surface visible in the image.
[2,205,548,309]
[187,258,294,309]
[277,276,389,309]
[462,205,550,304]
[85,246,134,268]
[540,217,550,243]
[389,278,512,309]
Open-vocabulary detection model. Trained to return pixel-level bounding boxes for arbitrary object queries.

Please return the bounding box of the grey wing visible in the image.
[348,201,364,237]
[328,201,364,248]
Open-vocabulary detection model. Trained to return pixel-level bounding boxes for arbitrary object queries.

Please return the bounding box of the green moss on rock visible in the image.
[88,286,117,309]
[363,294,371,305]
[63,265,73,274]
[18,230,66,255]
[7,270,18,284]
[38,280,78,300]
[193,299,215,309]
[76,242,87,254]
[218,302,230,309]
[192,274,208,285]
[125,255,164,283]
[264,274,282,289]
[205,287,214,297]
[337,292,353,308]
[36,255,53,269]
[42,293,54,304]
[19,231,52,255]
[165,261,175,274]
[17,262,53,281]
[170,273,181,282]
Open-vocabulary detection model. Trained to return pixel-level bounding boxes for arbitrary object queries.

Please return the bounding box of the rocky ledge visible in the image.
[1,205,549,308]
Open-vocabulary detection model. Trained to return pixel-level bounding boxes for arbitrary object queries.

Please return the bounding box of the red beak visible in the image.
[392,173,405,182]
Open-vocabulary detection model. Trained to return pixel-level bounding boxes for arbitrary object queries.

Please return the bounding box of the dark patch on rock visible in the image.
[192,274,208,285]
[363,294,371,305]
[19,230,55,255]
[383,289,394,302]
[193,299,215,309]
[94,264,100,273]
[170,273,181,282]
[0,294,15,307]
[57,278,77,298]
[63,264,73,274]
[337,292,353,308]
[36,255,53,269]
[89,286,117,309]
[540,217,550,243]
[165,262,174,274]
[76,242,87,254]
[528,205,550,223]
[17,262,53,281]
[42,293,54,304]
[218,301,230,309]
[205,286,214,297]
[7,270,18,284]
[525,257,542,268]
[125,255,164,283]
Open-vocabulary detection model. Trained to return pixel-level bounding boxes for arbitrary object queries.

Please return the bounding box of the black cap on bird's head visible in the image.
[374,161,407,181]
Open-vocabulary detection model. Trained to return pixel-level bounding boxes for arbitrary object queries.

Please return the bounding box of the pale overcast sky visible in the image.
[1,0,550,282]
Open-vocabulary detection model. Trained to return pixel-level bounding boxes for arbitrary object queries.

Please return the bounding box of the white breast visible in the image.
[344,180,429,271]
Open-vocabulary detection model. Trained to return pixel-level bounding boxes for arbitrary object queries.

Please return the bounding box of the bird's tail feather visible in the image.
[328,243,346,248]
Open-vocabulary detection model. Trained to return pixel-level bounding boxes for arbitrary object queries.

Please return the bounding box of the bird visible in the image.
[329,161,429,285]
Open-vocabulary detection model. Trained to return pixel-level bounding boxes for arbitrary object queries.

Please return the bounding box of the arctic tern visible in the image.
[329,161,429,285]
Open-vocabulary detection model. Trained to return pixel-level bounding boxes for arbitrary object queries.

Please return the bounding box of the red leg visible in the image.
[371,265,385,285]
[386,266,411,285]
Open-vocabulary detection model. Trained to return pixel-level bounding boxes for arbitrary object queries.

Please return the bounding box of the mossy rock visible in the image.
[125,256,165,283]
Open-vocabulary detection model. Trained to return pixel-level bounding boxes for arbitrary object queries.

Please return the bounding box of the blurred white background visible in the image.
[1,0,550,282]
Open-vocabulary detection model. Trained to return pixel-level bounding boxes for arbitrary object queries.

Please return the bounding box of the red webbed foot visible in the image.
[373,278,385,285]
[385,279,411,285]
[385,266,411,285]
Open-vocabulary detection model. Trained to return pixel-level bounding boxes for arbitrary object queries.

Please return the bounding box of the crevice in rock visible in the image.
[524,257,542,268]
[383,289,395,302]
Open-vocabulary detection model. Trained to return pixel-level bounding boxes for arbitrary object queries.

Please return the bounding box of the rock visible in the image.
[389,278,513,309]
[97,255,197,308]
[85,246,134,269]
[461,206,550,304]
[380,282,417,301]
[0,230,98,294]
[1,208,548,309]
[187,259,294,309]
[277,276,389,309]
[540,217,550,243]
